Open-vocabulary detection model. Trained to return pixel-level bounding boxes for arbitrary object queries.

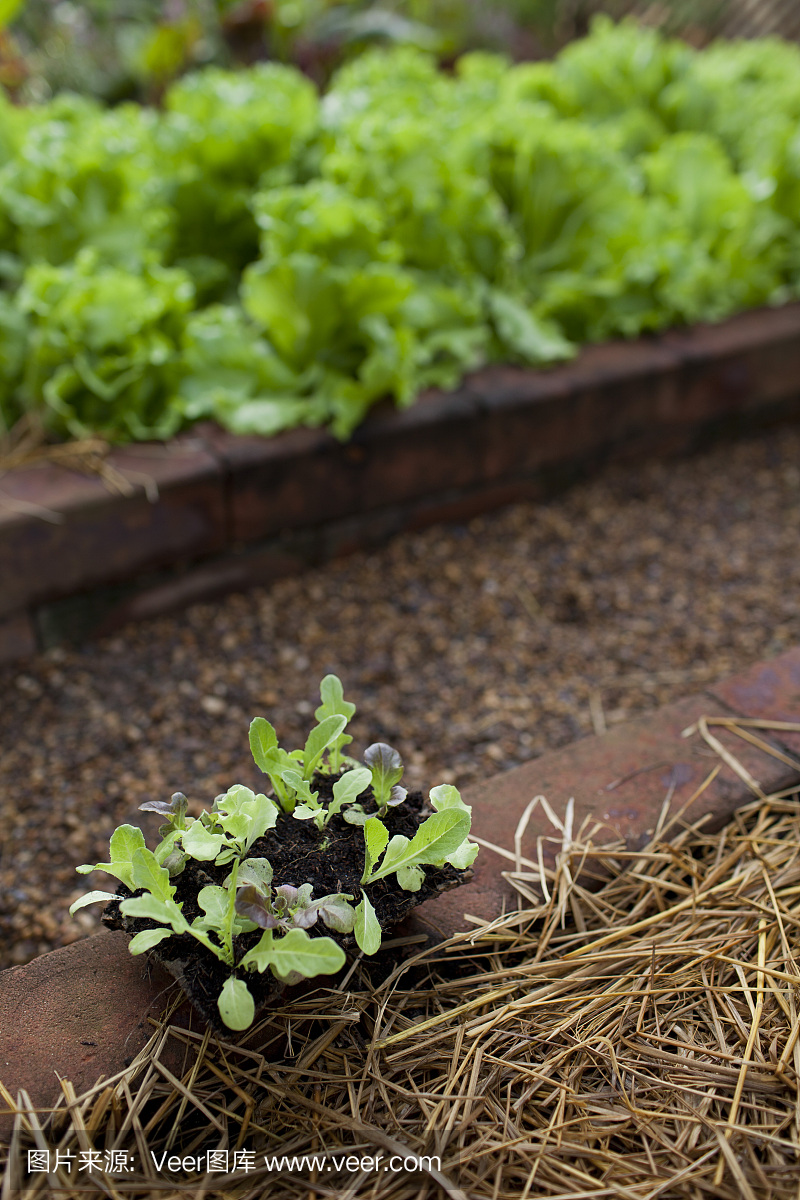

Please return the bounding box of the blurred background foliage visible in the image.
[0,0,770,104]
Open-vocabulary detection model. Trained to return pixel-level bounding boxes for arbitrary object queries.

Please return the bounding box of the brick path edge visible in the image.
[2,646,799,1133]
[3,302,800,660]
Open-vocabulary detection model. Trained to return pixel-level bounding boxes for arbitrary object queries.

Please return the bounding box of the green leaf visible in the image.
[363,743,404,808]
[302,715,348,780]
[396,864,425,892]
[330,767,371,819]
[293,804,318,821]
[130,847,176,901]
[128,928,175,954]
[240,927,275,971]
[69,890,118,915]
[315,675,356,725]
[230,858,273,894]
[249,717,279,772]
[315,675,355,770]
[245,792,280,849]
[268,928,345,981]
[197,885,229,926]
[82,824,147,890]
[429,784,471,816]
[371,810,470,881]
[241,927,345,979]
[362,816,389,882]
[181,823,226,862]
[354,893,382,955]
[119,894,187,931]
[314,895,356,934]
[217,977,256,1031]
[446,840,480,870]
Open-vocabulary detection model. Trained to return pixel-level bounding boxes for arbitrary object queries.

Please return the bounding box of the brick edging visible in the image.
[3,302,800,660]
[2,646,800,1123]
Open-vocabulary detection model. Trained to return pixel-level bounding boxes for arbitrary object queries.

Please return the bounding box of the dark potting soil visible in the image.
[103,778,471,1030]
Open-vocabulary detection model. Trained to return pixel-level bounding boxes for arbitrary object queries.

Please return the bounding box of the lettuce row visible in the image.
[8,22,800,442]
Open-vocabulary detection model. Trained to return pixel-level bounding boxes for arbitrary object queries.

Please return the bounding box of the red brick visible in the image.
[0,611,37,663]
[198,423,362,544]
[352,388,482,509]
[0,438,225,619]
[708,647,800,757]
[0,932,190,1135]
[470,342,685,483]
[663,304,800,418]
[411,690,800,941]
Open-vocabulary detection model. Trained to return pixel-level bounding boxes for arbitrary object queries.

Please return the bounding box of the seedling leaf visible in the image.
[230,858,273,893]
[362,816,389,882]
[78,824,146,890]
[396,864,425,892]
[354,893,382,955]
[218,977,255,1031]
[267,928,345,980]
[197,886,229,926]
[69,890,117,915]
[330,768,371,819]
[302,715,347,780]
[429,784,472,815]
[364,743,404,809]
[130,847,176,901]
[128,928,174,954]
[315,675,355,771]
[249,717,278,772]
[182,823,225,861]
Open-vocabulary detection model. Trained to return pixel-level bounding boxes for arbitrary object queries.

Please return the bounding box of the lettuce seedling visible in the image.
[314,674,356,773]
[363,743,407,813]
[249,706,349,812]
[293,766,371,830]
[70,676,479,1031]
[360,785,478,894]
[71,787,345,1031]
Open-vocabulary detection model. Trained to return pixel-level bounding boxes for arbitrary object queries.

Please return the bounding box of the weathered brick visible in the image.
[199,423,362,544]
[0,438,226,619]
[469,341,685,484]
[708,647,800,757]
[352,388,483,510]
[411,687,800,941]
[0,932,189,1136]
[0,610,37,663]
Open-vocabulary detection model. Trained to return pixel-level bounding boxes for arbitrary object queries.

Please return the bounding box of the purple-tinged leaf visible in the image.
[235,885,281,929]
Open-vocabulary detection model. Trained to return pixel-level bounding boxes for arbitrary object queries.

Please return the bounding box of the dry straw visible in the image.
[3,718,800,1198]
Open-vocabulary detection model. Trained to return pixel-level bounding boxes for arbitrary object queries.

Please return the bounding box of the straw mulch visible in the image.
[3,732,800,1199]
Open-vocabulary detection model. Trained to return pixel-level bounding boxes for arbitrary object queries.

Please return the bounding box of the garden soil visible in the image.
[2,425,800,969]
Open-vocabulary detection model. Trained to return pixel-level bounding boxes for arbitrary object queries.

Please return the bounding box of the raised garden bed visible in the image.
[3,300,800,664]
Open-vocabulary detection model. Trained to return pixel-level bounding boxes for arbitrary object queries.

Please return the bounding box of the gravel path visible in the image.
[2,426,800,969]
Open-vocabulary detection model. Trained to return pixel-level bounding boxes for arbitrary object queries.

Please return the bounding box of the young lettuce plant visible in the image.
[352,784,479,955]
[70,784,347,1031]
[249,706,350,812]
[343,743,407,826]
[292,767,372,830]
